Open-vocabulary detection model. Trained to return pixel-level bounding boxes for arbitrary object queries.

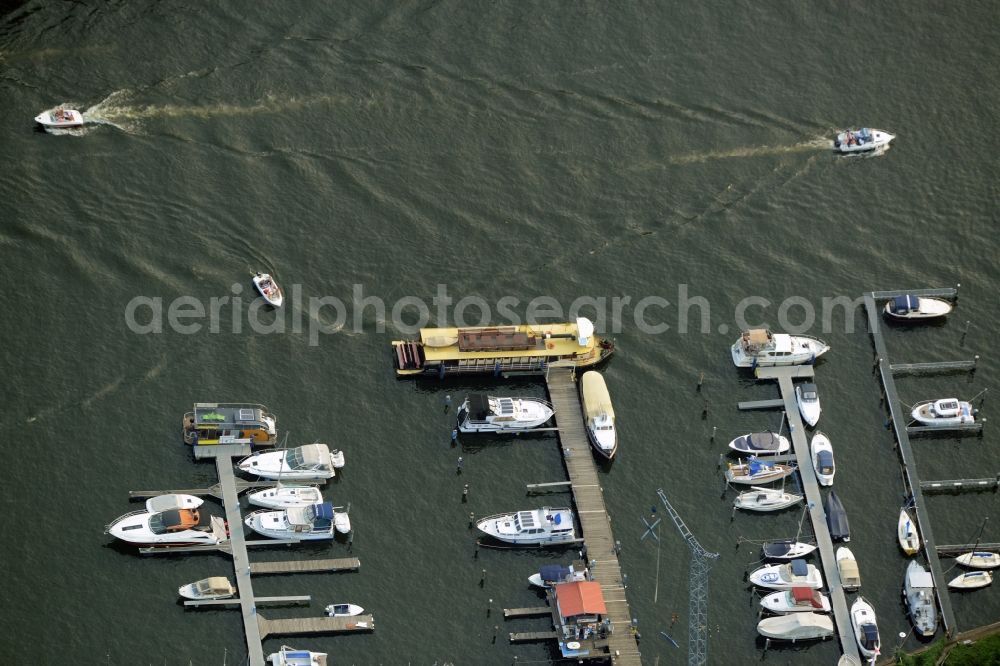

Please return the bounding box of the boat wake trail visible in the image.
[669,138,832,164]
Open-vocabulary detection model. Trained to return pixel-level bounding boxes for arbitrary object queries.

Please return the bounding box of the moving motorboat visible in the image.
[731,329,829,368]
[476,507,576,545]
[178,576,236,601]
[725,458,796,485]
[904,561,937,637]
[757,613,834,641]
[528,562,589,588]
[247,485,324,509]
[948,571,993,590]
[457,394,554,433]
[267,646,327,666]
[325,603,364,617]
[581,371,618,459]
[810,432,835,486]
[837,547,861,591]
[826,490,850,541]
[898,508,920,556]
[850,597,881,661]
[734,487,802,512]
[833,128,894,153]
[728,431,790,456]
[884,295,952,321]
[762,540,818,560]
[911,399,977,427]
[253,272,283,307]
[795,383,821,426]
[105,502,227,547]
[760,587,831,614]
[245,501,350,539]
[34,107,84,129]
[956,551,1000,569]
[749,559,824,590]
[238,444,345,480]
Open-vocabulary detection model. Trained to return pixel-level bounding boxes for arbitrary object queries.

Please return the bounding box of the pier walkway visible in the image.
[754,366,861,664]
[546,367,641,664]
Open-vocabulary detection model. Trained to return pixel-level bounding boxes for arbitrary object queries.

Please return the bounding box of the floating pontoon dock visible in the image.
[257,613,374,639]
[250,557,361,575]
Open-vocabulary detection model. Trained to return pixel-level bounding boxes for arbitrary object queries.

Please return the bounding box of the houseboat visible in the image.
[183,402,277,446]
[392,317,613,377]
[548,581,613,659]
[581,371,617,459]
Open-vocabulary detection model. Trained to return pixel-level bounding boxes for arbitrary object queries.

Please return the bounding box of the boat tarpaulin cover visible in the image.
[314,502,335,520]
[467,394,490,420]
[540,565,570,582]
[555,581,607,617]
[790,559,808,577]
[893,295,919,312]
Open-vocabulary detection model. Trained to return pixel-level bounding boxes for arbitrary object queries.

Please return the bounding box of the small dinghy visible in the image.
[833,127,894,153]
[884,294,952,321]
[956,551,1000,569]
[948,571,993,590]
[757,613,834,641]
[795,383,821,426]
[749,559,824,590]
[904,561,937,637]
[728,431,790,456]
[178,576,236,601]
[826,490,850,542]
[761,587,832,614]
[247,485,324,509]
[725,457,796,485]
[325,603,364,617]
[850,597,881,661]
[837,547,861,591]
[253,272,284,307]
[34,107,84,129]
[911,399,977,427]
[762,540,818,560]
[810,432,835,486]
[898,508,921,556]
[267,646,327,666]
[734,487,802,512]
[528,563,589,588]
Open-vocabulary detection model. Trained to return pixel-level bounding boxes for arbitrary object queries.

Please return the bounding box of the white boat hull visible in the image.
[837,547,861,591]
[238,445,343,480]
[728,432,790,456]
[948,571,993,589]
[731,334,830,368]
[904,561,937,637]
[834,128,894,153]
[850,597,881,660]
[884,297,952,320]
[476,507,576,545]
[34,108,84,128]
[760,589,831,614]
[796,385,821,427]
[247,486,324,509]
[725,461,796,485]
[910,400,976,427]
[955,552,1000,569]
[762,541,818,560]
[458,395,555,433]
[898,509,920,556]
[734,488,802,512]
[757,613,834,640]
[749,563,824,590]
[325,603,364,617]
[253,273,284,307]
[809,432,835,486]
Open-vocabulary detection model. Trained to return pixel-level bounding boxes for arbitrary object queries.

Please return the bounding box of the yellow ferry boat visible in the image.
[182,402,277,446]
[392,317,614,377]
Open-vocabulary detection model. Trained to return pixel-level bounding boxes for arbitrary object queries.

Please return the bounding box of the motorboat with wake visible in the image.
[179,577,235,601]
[760,587,831,614]
[762,540,818,560]
[731,329,829,368]
[734,487,802,512]
[34,107,84,129]
[105,495,226,547]
[904,561,937,637]
[833,128,894,153]
[728,431,790,456]
[956,551,1000,569]
[247,485,324,509]
[884,294,952,321]
[326,603,364,617]
[725,457,796,485]
[253,272,283,307]
[795,383,821,426]
[580,371,617,459]
[810,432,835,486]
[267,646,327,666]
[528,562,589,588]
[749,559,824,590]
[898,508,920,555]
[837,547,861,591]
[457,394,555,433]
[757,613,834,641]
[850,597,881,661]
[238,444,345,480]
[245,501,350,539]
[476,507,576,545]
[911,399,977,427]
[826,490,850,541]
[948,571,993,590]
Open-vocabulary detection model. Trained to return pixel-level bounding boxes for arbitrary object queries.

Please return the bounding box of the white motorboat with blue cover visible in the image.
[268,646,327,666]
[734,487,802,512]
[247,485,324,509]
[850,597,881,661]
[898,509,920,555]
[884,294,952,321]
[179,576,235,600]
[810,432,835,486]
[757,613,834,641]
[762,540,818,560]
[911,399,977,427]
[904,561,937,637]
[834,128,894,153]
[457,394,554,433]
[477,507,576,545]
[245,501,350,539]
[253,272,283,307]
[238,444,345,481]
[725,457,796,485]
[728,431,790,456]
[581,371,617,459]
[326,603,364,617]
[731,329,829,368]
[761,587,831,614]
[956,551,1000,569]
[35,107,83,129]
[796,383,821,426]
[750,559,824,590]
[528,563,589,588]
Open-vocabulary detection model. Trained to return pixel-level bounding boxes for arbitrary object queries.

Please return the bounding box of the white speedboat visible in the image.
[457,394,554,433]
[528,563,589,588]
[956,551,1000,569]
[34,107,84,129]
[238,444,344,480]
[834,128,894,153]
[728,432,790,456]
[762,540,818,560]
[268,646,327,666]
[826,490,850,542]
[898,509,920,556]
[757,613,834,641]
[795,383,821,427]
[725,458,796,485]
[581,371,617,459]
[810,432,835,486]
[911,399,977,427]
[245,501,350,539]
[253,272,283,307]
[731,329,829,368]
[325,603,364,617]
[734,487,802,512]
[178,576,236,601]
[145,494,203,513]
[247,485,324,509]
[105,505,227,546]
[850,597,881,661]
[476,507,576,545]
[749,559,824,590]
[761,587,832,614]
[948,571,993,590]
[837,547,861,591]
[884,295,952,321]
[904,561,937,637]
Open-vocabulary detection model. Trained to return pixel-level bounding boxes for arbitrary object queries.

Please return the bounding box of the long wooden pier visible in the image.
[257,613,374,639]
[753,366,861,664]
[546,366,641,664]
[250,557,361,575]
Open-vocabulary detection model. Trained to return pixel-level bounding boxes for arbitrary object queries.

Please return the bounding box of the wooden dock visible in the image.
[250,557,361,575]
[753,366,861,664]
[546,367,641,665]
[184,596,311,607]
[510,631,559,642]
[503,606,551,618]
[257,613,374,639]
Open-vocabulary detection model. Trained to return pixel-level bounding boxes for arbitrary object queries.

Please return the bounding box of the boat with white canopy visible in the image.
[749,559,824,590]
[238,444,344,480]
[757,613,834,641]
[904,561,937,637]
[456,394,554,433]
[796,383,821,426]
[476,507,576,545]
[911,399,977,427]
[837,547,861,591]
[247,485,324,509]
[178,577,236,601]
[731,329,829,368]
[884,294,952,321]
[581,371,617,459]
[245,501,350,539]
[810,432,834,486]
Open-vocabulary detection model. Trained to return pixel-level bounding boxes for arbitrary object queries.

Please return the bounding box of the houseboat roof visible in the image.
[192,403,270,427]
[417,320,597,362]
[555,581,607,617]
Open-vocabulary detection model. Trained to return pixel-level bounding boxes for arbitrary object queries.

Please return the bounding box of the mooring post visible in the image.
[697,371,704,392]
[711,425,717,442]
[444,394,451,412]
[487,598,492,617]
[462,483,469,502]
[961,321,971,347]
[468,511,475,528]
[481,568,487,587]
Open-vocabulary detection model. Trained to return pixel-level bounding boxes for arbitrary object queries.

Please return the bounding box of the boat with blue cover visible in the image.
[749,559,824,590]
[245,501,350,539]
[268,646,327,666]
[528,562,589,588]
[884,294,952,321]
